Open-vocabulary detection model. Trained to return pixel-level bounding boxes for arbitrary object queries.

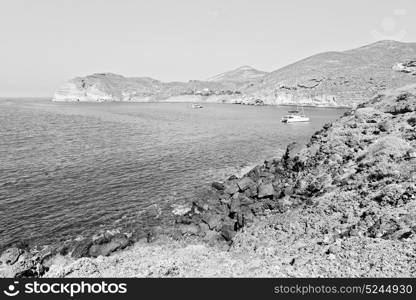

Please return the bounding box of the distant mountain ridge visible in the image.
[53,40,416,107]
[206,65,268,82]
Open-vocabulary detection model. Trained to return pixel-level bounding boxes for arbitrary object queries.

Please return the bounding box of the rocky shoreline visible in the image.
[1,84,415,278]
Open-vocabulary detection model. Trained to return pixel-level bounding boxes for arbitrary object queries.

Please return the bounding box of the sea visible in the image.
[0,98,347,247]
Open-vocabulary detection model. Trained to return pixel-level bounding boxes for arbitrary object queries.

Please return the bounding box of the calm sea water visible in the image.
[0,99,347,247]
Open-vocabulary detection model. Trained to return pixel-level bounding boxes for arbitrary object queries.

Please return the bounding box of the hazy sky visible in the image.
[0,0,415,96]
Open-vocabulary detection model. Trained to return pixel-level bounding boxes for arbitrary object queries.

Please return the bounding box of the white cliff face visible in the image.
[53,81,115,102]
[263,92,339,107]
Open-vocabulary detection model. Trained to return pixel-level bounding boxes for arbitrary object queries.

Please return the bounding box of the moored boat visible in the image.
[281,107,310,123]
[191,103,203,109]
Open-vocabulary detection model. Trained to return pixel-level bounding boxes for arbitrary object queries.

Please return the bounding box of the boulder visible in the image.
[110,233,130,249]
[243,211,255,225]
[220,196,231,205]
[178,224,199,235]
[259,171,274,179]
[247,166,262,181]
[221,223,236,241]
[71,239,93,258]
[283,142,298,162]
[198,223,209,237]
[249,202,265,215]
[229,197,241,213]
[237,177,255,191]
[202,213,222,231]
[228,175,238,181]
[378,121,391,132]
[239,195,255,206]
[211,182,225,191]
[172,203,192,216]
[0,247,21,265]
[203,230,220,245]
[32,248,54,265]
[4,254,36,278]
[236,212,244,228]
[89,241,122,257]
[257,183,274,198]
[224,183,239,195]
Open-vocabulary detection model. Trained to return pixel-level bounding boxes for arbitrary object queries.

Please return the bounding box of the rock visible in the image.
[378,120,391,132]
[198,223,209,236]
[257,183,274,198]
[264,159,275,170]
[220,195,231,205]
[192,199,209,211]
[228,175,238,181]
[110,233,130,248]
[178,224,199,236]
[243,211,255,225]
[172,203,192,216]
[11,240,30,251]
[393,60,416,75]
[249,202,264,215]
[247,166,262,180]
[224,183,239,195]
[239,195,255,206]
[259,171,274,179]
[405,149,416,159]
[202,213,222,231]
[236,212,244,228]
[71,239,93,258]
[283,186,294,196]
[237,177,255,191]
[89,242,122,257]
[0,250,47,278]
[221,223,236,241]
[203,230,220,245]
[8,257,36,278]
[211,181,225,191]
[32,248,53,265]
[229,197,241,213]
[0,247,21,265]
[283,142,298,162]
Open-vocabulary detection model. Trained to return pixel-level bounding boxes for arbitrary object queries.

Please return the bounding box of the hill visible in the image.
[53,40,416,107]
[53,73,245,102]
[248,40,416,106]
[206,65,268,82]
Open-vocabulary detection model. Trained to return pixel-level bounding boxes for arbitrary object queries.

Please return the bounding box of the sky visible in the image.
[0,0,415,97]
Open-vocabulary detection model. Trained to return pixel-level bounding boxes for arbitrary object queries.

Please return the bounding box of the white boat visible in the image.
[281,107,310,123]
[191,103,203,109]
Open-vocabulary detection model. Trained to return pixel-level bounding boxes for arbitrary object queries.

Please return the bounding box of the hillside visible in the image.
[53,40,416,107]
[52,73,243,102]
[206,65,268,82]
[249,40,416,106]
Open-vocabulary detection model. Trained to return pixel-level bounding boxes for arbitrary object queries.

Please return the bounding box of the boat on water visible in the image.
[281,107,310,123]
[191,103,203,109]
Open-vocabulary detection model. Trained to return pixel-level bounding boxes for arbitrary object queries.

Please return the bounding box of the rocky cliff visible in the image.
[53,41,416,107]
